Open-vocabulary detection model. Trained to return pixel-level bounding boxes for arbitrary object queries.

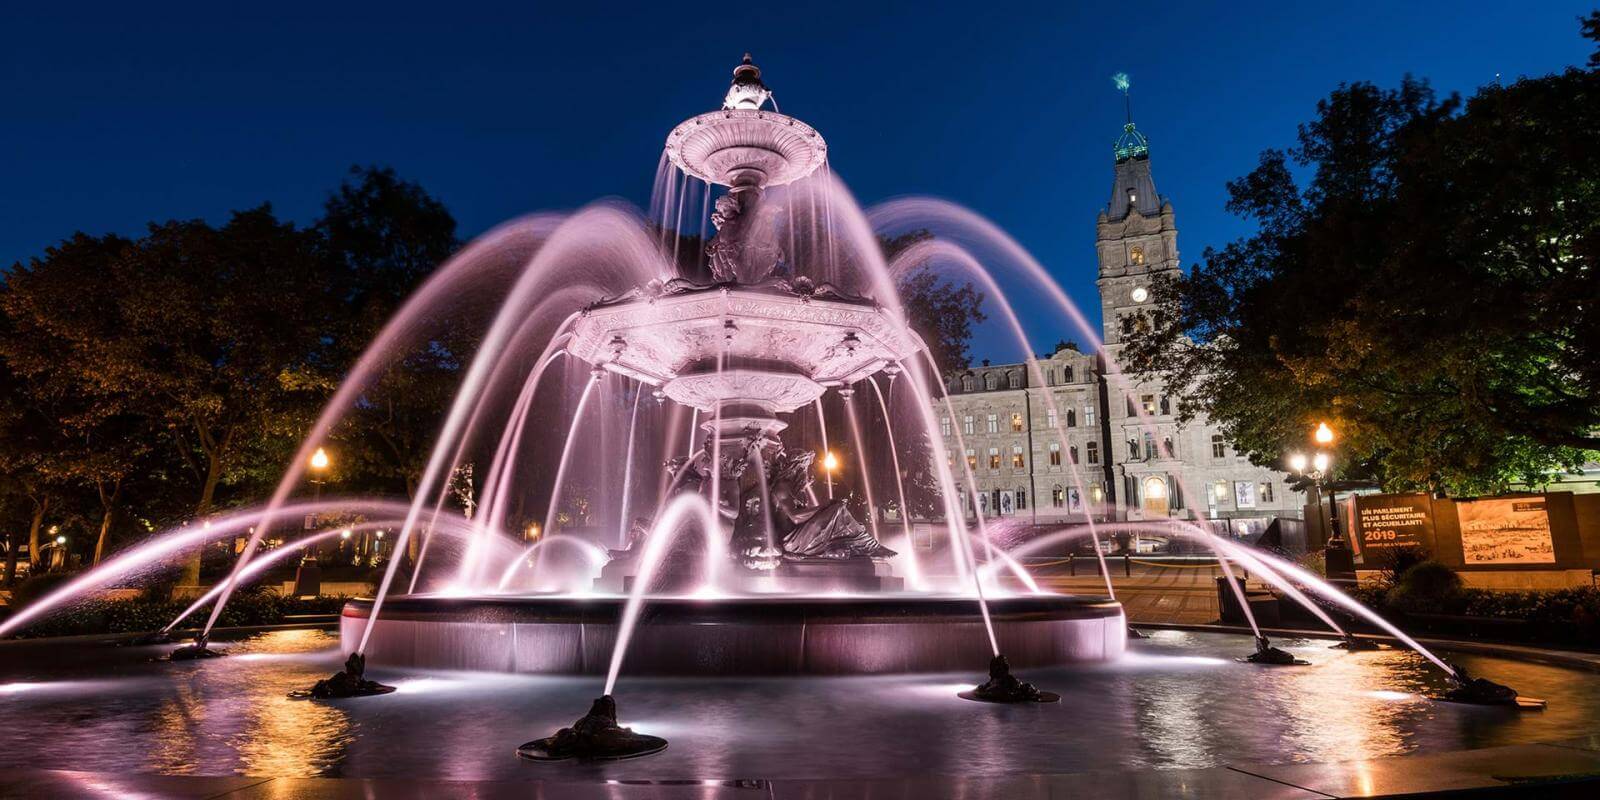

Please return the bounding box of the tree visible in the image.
[1,213,338,576]
[884,230,988,375]
[1124,26,1600,494]
[318,167,462,501]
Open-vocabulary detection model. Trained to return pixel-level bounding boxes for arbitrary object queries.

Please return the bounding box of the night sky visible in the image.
[4,2,1593,358]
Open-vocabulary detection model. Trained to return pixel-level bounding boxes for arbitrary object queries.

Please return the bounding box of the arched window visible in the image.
[962,375,975,391]
[1069,445,1079,464]
[1008,371,1022,389]
[984,373,997,390]
[1048,442,1061,465]
[1066,408,1077,427]
[1063,366,1074,382]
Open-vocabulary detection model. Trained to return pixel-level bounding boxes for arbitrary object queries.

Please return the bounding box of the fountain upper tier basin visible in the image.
[666,108,827,188]
[344,594,1126,676]
[568,284,921,415]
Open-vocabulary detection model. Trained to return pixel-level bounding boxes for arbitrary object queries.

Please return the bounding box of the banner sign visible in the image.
[1457,496,1555,565]
[1352,493,1435,557]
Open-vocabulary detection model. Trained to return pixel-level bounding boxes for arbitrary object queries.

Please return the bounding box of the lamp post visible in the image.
[295,447,333,597]
[1287,422,1354,581]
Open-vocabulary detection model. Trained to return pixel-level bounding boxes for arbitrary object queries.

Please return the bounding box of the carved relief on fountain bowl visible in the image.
[566,287,924,413]
[666,109,827,188]
[663,369,823,415]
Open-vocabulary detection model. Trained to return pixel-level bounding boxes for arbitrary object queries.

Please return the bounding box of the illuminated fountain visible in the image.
[341,55,1124,695]
[0,53,1537,770]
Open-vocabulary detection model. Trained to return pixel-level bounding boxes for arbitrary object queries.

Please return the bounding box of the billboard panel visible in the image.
[1353,493,1435,558]
[1458,496,1555,565]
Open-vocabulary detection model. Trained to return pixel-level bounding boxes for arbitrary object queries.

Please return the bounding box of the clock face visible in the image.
[1130,286,1149,303]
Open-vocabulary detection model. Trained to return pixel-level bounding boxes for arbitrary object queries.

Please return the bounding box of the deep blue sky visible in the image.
[4,2,1594,359]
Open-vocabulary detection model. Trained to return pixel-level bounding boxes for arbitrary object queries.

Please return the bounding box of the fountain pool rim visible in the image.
[342,593,1126,676]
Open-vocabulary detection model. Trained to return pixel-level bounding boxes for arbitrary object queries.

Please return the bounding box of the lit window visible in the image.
[1141,394,1157,414]
[986,414,998,433]
[1011,413,1023,432]
[1211,435,1226,459]
[1048,443,1061,466]
[1052,486,1064,508]
[1086,441,1099,464]
[965,449,977,470]
[1130,246,1145,265]
[1011,445,1024,468]
[988,448,1000,469]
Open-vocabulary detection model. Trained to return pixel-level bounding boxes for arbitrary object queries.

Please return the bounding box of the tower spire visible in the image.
[1113,72,1132,125]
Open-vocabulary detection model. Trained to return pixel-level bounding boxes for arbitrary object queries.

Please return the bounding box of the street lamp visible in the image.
[1287,421,1352,577]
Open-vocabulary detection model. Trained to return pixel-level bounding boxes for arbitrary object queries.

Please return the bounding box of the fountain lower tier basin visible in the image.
[342,594,1125,676]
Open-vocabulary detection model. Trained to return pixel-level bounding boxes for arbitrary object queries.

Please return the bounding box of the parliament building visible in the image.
[934,115,1300,539]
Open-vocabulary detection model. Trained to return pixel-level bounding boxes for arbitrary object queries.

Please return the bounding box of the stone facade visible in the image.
[933,120,1299,535]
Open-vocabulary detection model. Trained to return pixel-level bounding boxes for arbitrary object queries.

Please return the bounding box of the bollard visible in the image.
[1124,553,1132,577]
[1069,553,1076,576]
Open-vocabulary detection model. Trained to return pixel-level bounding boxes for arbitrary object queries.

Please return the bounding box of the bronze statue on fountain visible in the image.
[599,428,898,592]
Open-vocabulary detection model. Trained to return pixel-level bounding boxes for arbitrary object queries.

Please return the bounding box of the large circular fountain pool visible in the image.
[2,628,1598,783]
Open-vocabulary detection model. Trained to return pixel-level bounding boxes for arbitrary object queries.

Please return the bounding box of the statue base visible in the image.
[288,652,396,699]
[1436,664,1545,709]
[169,637,224,660]
[517,695,667,761]
[958,654,1060,703]
[1239,636,1307,666]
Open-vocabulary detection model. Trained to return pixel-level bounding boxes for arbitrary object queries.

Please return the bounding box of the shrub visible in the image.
[1384,560,1463,611]
[8,571,82,607]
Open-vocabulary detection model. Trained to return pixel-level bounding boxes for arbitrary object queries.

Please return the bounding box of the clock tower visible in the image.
[1096,120,1178,358]
[1096,109,1185,520]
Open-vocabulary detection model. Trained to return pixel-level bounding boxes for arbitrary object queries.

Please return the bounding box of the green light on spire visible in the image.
[1111,71,1147,162]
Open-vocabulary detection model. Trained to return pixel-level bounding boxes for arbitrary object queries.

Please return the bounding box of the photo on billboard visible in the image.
[1457,496,1555,565]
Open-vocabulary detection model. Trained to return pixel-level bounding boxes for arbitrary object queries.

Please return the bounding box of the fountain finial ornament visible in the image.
[724,53,771,110]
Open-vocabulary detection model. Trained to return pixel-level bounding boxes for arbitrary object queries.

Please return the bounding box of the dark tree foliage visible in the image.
[318,167,463,499]
[1124,24,1600,494]
[883,230,988,375]
[0,166,458,574]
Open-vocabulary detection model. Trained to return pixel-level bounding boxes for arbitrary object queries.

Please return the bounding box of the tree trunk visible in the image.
[92,477,123,566]
[180,454,224,586]
[26,498,46,570]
